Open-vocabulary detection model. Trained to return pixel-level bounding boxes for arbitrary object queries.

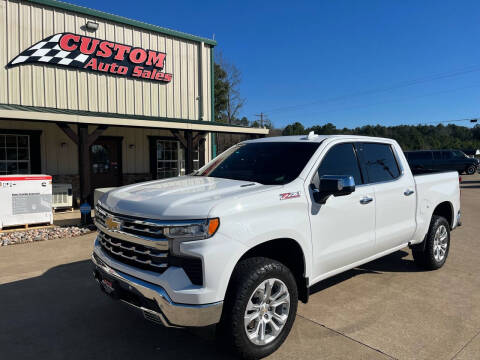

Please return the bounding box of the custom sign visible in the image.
[7,33,173,83]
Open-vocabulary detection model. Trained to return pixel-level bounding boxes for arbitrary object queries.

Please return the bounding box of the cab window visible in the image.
[316,143,363,185]
[359,143,401,183]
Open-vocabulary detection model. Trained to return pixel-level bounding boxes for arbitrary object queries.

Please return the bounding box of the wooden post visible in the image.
[185,130,194,174]
[77,124,91,204]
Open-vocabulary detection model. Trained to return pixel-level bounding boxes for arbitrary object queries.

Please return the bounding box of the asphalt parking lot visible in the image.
[1,175,480,360]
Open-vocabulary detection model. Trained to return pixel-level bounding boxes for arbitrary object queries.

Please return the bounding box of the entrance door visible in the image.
[90,137,122,190]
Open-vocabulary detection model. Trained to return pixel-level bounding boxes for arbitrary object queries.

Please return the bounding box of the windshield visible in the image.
[196,142,320,185]
[453,150,467,158]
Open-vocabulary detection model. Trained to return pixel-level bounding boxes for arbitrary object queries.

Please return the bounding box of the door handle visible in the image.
[404,189,415,196]
[360,196,373,204]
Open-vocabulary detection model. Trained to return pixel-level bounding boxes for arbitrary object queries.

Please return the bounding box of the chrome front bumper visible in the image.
[92,253,223,327]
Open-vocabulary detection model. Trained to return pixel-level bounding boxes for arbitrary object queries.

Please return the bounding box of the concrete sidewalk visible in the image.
[1,175,480,359]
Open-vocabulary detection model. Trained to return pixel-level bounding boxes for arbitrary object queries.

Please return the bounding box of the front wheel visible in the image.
[466,165,476,175]
[219,257,298,359]
[412,215,450,270]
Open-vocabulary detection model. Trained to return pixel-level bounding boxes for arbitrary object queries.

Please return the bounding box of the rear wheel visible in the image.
[466,165,476,175]
[219,257,298,359]
[412,215,450,270]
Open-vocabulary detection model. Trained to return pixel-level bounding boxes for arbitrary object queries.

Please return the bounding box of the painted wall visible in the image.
[0,0,213,122]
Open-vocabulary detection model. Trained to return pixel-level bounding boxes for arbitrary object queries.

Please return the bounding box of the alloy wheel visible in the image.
[433,224,448,262]
[244,278,290,346]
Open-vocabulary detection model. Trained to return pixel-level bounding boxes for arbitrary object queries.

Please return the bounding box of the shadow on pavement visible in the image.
[310,249,417,295]
[0,260,236,360]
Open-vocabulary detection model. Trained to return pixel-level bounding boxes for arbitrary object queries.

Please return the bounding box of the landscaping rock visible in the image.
[0,225,93,246]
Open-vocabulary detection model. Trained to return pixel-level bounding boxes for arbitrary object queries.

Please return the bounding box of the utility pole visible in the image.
[255,112,265,128]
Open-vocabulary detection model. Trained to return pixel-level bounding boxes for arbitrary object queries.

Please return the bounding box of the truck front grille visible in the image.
[98,232,168,272]
[95,205,204,285]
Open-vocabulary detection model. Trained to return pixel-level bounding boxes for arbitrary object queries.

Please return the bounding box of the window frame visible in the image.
[355,142,404,185]
[313,142,366,187]
[0,133,33,175]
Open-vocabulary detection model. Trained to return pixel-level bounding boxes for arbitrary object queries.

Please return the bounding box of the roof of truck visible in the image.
[244,134,394,144]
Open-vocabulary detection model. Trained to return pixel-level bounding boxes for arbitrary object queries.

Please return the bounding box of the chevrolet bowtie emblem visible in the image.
[105,215,121,231]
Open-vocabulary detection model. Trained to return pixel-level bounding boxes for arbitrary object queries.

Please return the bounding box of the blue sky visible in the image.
[71,0,480,129]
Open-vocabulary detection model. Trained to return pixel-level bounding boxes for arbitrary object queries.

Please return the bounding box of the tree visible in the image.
[214,63,228,123]
[214,55,245,124]
[282,122,305,135]
[280,121,480,151]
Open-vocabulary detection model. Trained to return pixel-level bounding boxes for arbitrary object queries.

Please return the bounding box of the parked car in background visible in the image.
[92,134,461,359]
[405,150,479,175]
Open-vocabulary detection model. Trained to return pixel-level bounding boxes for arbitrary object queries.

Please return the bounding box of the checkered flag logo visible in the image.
[7,33,90,68]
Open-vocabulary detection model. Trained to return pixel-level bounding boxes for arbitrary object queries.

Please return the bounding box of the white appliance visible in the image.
[52,183,73,210]
[0,175,53,229]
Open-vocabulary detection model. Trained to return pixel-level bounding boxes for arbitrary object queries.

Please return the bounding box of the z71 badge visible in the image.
[279,192,300,200]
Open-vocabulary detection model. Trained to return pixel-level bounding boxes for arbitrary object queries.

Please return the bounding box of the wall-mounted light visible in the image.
[60,142,68,148]
[128,144,135,149]
[86,21,99,31]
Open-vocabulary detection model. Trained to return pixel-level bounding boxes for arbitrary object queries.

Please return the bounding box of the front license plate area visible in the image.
[101,278,115,294]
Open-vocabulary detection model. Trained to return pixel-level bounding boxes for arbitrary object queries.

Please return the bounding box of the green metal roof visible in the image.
[0,103,250,129]
[26,0,217,46]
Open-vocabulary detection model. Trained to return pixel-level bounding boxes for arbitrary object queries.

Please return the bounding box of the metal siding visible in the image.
[123,27,135,115]
[105,22,116,113]
[141,32,151,116]
[7,0,20,104]
[149,33,159,117]
[173,39,181,119]
[31,5,45,107]
[157,34,167,118]
[1,0,215,168]
[133,29,142,115]
[64,12,78,110]
[2,0,210,121]
[0,1,7,103]
[54,10,68,109]
[96,20,108,113]
[19,2,32,106]
[114,24,126,114]
[165,36,174,118]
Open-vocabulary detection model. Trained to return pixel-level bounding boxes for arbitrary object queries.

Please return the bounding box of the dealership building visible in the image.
[0,0,267,205]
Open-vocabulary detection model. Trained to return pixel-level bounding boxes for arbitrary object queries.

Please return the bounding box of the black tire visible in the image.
[218,257,298,359]
[412,215,450,270]
[466,165,476,175]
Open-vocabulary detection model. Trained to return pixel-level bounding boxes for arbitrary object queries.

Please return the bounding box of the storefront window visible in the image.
[0,134,30,175]
[156,140,200,179]
[157,140,180,179]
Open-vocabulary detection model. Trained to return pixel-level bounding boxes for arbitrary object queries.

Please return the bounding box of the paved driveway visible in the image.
[1,176,480,359]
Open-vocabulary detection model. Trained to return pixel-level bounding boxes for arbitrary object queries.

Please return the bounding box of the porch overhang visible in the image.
[0,104,269,135]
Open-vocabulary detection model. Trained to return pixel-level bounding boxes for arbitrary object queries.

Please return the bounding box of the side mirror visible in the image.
[310,175,356,204]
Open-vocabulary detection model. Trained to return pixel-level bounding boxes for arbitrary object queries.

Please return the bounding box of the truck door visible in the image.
[357,142,416,253]
[307,142,376,279]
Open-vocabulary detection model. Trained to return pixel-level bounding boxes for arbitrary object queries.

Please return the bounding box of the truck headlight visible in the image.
[164,218,220,241]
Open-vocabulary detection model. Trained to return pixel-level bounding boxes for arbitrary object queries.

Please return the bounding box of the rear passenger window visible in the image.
[317,143,363,185]
[359,143,401,183]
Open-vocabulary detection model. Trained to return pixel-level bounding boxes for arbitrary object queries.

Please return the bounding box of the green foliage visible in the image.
[214,63,228,123]
[282,122,305,135]
[282,122,480,150]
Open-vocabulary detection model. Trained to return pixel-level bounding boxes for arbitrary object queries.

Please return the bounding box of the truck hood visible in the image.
[100,176,274,219]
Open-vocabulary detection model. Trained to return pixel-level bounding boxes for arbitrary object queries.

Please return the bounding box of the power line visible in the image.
[259,64,480,116]
[273,81,480,122]
[254,112,266,127]
[417,117,478,125]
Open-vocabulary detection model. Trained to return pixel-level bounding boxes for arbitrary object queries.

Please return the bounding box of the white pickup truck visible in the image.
[92,134,461,359]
